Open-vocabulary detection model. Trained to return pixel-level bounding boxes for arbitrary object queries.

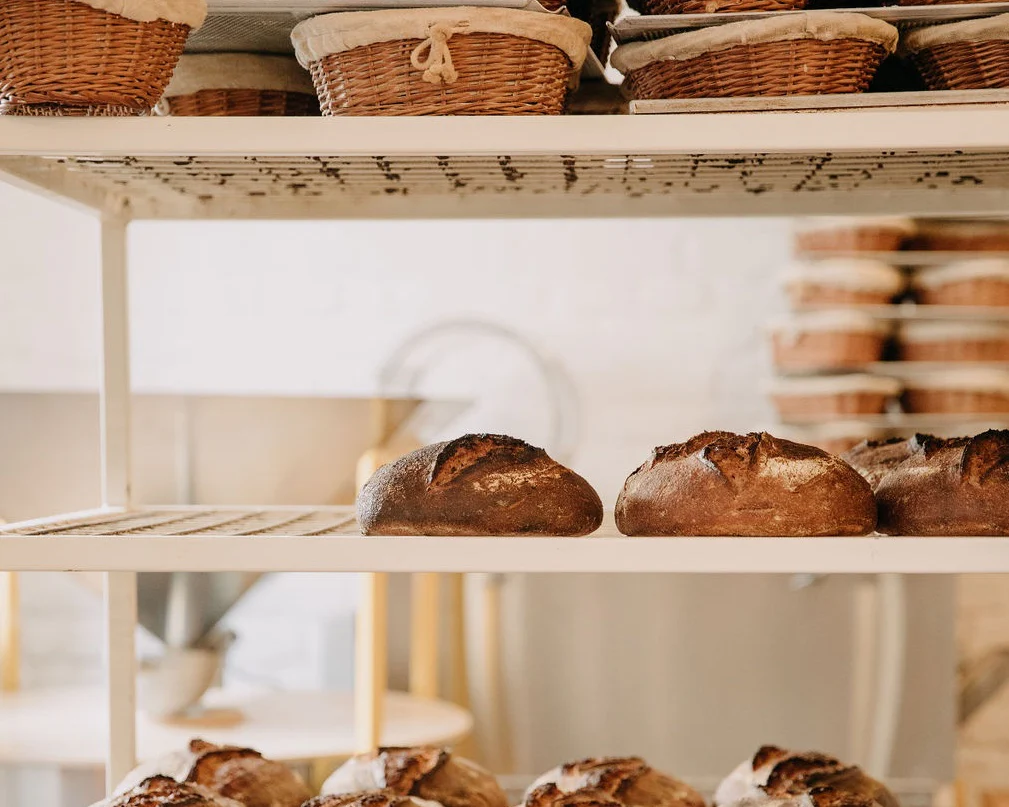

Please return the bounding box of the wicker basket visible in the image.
[291,8,591,116]
[903,14,1009,88]
[611,12,897,99]
[162,54,320,116]
[627,0,804,17]
[0,0,206,115]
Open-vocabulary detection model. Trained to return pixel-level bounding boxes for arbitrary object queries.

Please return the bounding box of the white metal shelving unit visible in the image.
[2,112,1009,797]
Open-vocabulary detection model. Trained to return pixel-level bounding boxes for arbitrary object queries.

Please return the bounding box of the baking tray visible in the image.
[610,1,1009,42]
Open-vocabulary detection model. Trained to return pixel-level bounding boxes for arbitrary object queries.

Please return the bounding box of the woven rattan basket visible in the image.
[611,12,897,99]
[291,8,591,116]
[627,0,804,17]
[162,54,320,116]
[902,14,1009,89]
[0,0,206,116]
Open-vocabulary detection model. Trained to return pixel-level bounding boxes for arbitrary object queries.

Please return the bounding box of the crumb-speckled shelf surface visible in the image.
[2,505,1009,573]
[3,115,1009,218]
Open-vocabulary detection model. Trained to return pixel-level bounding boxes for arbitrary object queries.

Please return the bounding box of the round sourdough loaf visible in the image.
[92,776,244,807]
[714,746,897,807]
[321,747,508,807]
[304,794,440,807]
[527,757,704,807]
[614,431,876,536]
[842,434,925,490]
[874,430,1009,535]
[525,785,626,807]
[356,434,603,536]
[114,739,311,807]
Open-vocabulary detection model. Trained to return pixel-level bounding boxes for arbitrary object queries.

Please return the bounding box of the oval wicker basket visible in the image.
[291,8,592,116]
[162,54,320,116]
[626,0,804,18]
[611,12,897,99]
[902,14,1009,89]
[0,0,204,116]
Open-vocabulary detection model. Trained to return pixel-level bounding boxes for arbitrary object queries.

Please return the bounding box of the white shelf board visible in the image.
[3,115,1009,218]
[0,686,471,767]
[3,505,1009,573]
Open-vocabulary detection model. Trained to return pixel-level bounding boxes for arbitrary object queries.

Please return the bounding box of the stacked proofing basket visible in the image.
[0,0,207,115]
[611,12,898,99]
[901,14,1009,90]
[291,8,592,115]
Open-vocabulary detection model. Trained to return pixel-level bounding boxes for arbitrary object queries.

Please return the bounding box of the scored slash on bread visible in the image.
[90,775,245,807]
[615,432,876,536]
[356,434,604,536]
[303,793,439,807]
[526,757,705,807]
[322,747,509,807]
[714,746,897,807]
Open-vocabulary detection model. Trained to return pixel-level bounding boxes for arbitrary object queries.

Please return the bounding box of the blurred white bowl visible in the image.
[137,644,226,719]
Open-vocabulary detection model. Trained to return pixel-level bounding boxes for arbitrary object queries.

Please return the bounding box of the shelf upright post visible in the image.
[410,573,441,699]
[98,203,138,794]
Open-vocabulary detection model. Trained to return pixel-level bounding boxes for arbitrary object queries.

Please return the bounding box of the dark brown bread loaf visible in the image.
[842,436,925,490]
[115,740,311,807]
[527,757,705,807]
[526,785,626,807]
[356,434,603,536]
[93,776,244,807]
[321,747,509,807]
[875,429,1009,535]
[615,432,876,536]
[714,746,897,807]
[303,794,422,807]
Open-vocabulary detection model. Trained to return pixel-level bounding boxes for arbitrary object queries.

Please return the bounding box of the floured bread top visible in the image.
[902,13,1009,52]
[525,785,625,807]
[904,368,1009,393]
[843,434,926,488]
[913,259,1009,288]
[92,776,244,807]
[770,310,889,335]
[611,12,897,72]
[528,757,703,807]
[768,373,901,396]
[900,320,1009,342]
[874,431,1009,497]
[783,259,905,294]
[76,0,207,27]
[165,54,315,97]
[794,216,917,235]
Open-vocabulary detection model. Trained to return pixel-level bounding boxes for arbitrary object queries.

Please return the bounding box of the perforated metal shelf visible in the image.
[4,505,1009,573]
[2,115,1009,218]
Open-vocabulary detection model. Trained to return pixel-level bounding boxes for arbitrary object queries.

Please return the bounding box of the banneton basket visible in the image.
[161,54,320,116]
[0,0,207,116]
[611,12,897,99]
[626,0,804,19]
[291,8,591,116]
[902,14,1009,89]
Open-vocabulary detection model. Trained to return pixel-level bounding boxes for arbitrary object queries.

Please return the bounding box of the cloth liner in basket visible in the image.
[611,12,897,99]
[902,14,1009,89]
[626,0,805,21]
[161,54,320,116]
[0,0,207,116]
[291,7,591,115]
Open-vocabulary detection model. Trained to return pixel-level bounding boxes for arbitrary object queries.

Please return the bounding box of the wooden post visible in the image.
[355,572,389,752]
[0,572,19,692]
[410,573,441,699]
[104,571,138,791]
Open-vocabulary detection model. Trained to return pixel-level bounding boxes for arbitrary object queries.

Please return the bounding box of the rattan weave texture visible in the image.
[911,40,1009,89]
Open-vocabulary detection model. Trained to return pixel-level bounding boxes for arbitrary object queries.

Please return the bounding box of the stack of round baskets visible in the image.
[0,0,207,116]
[902,14,1009,89]
[291,7,592,115]
[161,54,320,116]
[610,12,898,100]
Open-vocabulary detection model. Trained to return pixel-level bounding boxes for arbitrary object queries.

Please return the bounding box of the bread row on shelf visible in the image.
[353,429,1009,536]
[95,741,896,807]
[797,217,1009,255]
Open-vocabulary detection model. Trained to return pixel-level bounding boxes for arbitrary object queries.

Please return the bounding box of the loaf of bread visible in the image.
[356,434,603,536]
[93,775,244,807]
[615,432,876,536]
[528,757,704,807]
[526,784,626,807]
[873,429,1009,535]
[115,739,311,807]
[322,747,509,807]
[842,435,923,489]
[714,746,897,807]
[305,794,432,807]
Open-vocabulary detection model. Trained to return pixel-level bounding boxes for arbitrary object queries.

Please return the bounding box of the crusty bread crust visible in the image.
[842,435,927,490]
[615,432,876,536]
[94,776,244,807]
[875,429,1009,535]
[528,757,705,807]
[356,435,604,536]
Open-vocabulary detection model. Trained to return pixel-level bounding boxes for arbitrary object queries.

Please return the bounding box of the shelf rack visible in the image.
[3,112,1009,799]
